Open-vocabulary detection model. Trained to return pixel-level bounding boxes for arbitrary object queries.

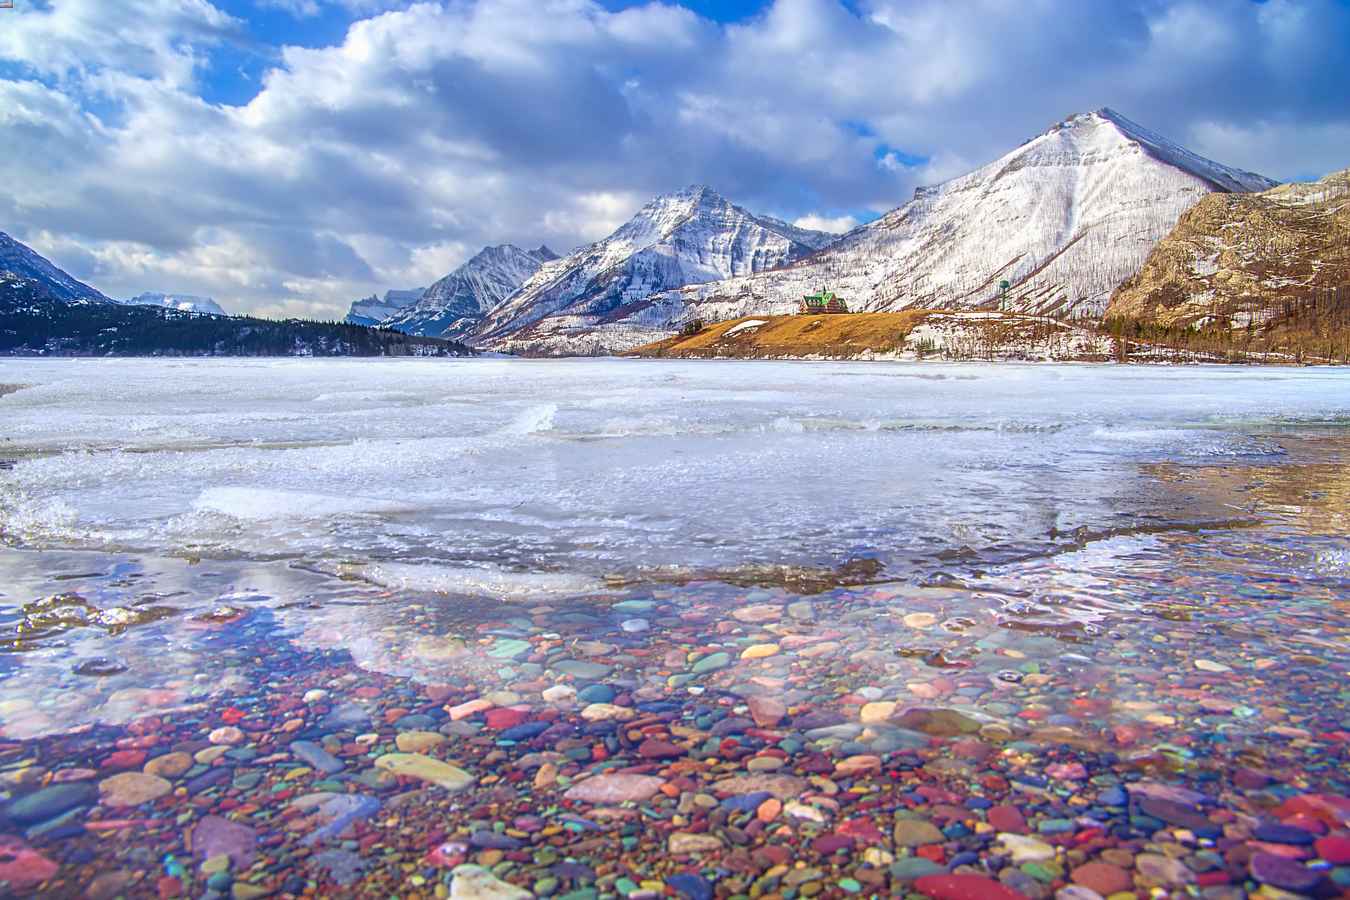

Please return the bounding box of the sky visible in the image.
[2,0,1348,319]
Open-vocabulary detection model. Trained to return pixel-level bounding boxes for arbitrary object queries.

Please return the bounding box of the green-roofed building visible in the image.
[800,288,849,315]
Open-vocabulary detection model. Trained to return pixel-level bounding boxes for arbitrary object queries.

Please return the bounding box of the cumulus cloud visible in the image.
[793,214,859,234]
[1,0,1348,318]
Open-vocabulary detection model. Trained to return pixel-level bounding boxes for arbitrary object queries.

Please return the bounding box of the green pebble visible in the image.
[690,652,730,674]
[837,878,862,893]
[488,639,531,660]
[1021,861,1062,883]
[615,877,639,896]
[534,876,559,896]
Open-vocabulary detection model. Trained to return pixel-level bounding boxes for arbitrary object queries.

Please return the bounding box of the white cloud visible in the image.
[793,214,859,234]
[1,0,1347,320]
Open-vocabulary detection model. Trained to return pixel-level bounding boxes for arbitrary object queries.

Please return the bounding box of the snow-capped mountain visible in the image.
[522,110,1273,355]
[345,288,425,326]
[475,186,834,354]
[0,231,112,305]
[384,245,557,338]
[125,292,227,316]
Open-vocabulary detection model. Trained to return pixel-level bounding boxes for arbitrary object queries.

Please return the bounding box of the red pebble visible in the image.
[1195,871,1230,887]
[916,844,946,863]
[914,874,1028,900]
[1316,835,1350,865]
[101,750,147,770]
[157,876,182,899]
[987,805,1027,834]
[838,818,886,844]
[220,707,245,724]
[483,707,527,729]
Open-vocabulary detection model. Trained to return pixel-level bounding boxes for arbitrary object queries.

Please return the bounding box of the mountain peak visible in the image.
[376,242,555,338]
[126,292,226,316]
[1037,108,1274,193]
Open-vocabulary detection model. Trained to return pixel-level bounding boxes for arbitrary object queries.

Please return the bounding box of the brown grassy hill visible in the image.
[629,311,1113,361]
[1106,168,1350,360]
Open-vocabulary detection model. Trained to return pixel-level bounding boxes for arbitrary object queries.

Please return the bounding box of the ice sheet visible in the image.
[2,358,1348,584]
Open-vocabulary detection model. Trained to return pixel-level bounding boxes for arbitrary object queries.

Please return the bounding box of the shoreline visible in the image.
[627,311,1339,366]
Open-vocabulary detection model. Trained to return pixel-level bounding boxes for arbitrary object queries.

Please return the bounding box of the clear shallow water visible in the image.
[0,357,1348,739]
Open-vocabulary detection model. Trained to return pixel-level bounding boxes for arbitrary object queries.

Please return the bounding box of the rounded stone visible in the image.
[99,772,172,807]
[143,752,193,779]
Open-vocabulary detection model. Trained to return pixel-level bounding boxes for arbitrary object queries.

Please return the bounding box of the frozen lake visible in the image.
[3,357,1349,596]
[1,357,1348,899]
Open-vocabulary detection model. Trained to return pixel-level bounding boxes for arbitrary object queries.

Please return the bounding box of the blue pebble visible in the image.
[667,873,713,900]
[1254,822,1315,845]
[577,684,616,704]
[1098,787,1128,806]
[722,791,771,812]
[499,721,550,741]
[949,851,980,867]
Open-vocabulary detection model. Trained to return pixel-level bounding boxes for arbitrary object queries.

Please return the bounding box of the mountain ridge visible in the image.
[474,185,834,354]
[126,292,227,316]
[479,109,1274,355]
[0,231,113,305]
[384,244,557,339]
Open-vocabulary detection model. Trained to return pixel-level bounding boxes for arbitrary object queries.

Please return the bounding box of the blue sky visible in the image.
[2,0,1348,318]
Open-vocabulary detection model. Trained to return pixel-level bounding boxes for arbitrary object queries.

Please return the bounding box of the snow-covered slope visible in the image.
[384,245,556,338]
[536,110,1273,354]
[0,232,112,305]
[475,186,833,354]
[126,292,227,316]
[345,288,425,326]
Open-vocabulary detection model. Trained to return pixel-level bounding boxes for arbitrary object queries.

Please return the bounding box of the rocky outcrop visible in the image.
[1107,168,1350,328]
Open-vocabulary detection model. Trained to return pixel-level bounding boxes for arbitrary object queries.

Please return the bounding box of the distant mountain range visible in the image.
[125,292,227,316]
[384,244,558,339]
[0,237,467,358]
[345,288,426,327]
[474,188,833,355]
[353,108,1284,355]
[11,107,1345,360]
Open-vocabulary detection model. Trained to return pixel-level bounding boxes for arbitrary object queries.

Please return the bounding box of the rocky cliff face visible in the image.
[1107,168,1350,328]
